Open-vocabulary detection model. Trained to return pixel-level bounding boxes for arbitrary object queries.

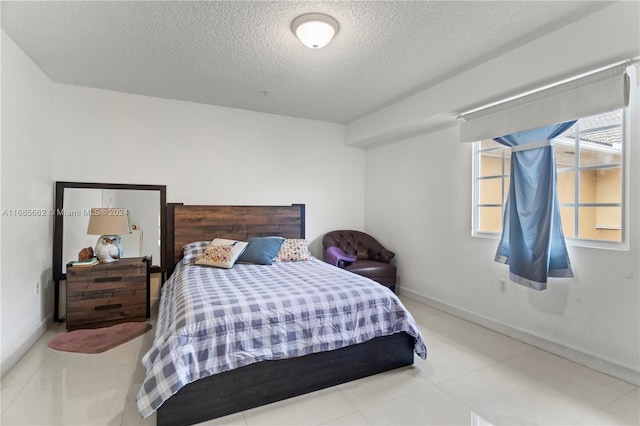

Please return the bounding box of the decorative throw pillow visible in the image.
[274,239,312,262]
[195,239,248,269]
[237,236,285,265]
[182,241,211,264]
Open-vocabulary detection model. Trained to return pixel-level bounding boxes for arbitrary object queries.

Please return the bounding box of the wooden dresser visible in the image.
[66,257,149,331]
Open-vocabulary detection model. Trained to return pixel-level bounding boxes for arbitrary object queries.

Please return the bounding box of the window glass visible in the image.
[557,171,575,204]
[477,206,503,233]
[479,150,503,177]
[578,206,622,241]
[555,143,576,171]
[478,178,503,204]
[559,207,576,239]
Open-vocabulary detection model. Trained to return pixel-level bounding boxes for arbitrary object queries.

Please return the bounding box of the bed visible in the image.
[137,203,427,426]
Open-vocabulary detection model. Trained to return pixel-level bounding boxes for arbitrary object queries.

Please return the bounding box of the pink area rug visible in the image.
[48,322,152,354]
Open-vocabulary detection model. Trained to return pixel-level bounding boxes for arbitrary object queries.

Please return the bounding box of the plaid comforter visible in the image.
[136,258,427,417]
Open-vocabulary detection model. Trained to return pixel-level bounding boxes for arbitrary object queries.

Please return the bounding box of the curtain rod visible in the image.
[458,57,640,120]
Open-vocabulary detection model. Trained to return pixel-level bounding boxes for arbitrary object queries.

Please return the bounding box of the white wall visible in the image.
[1,31,55,374]
[362,3,640,384]
[52,84,366,257]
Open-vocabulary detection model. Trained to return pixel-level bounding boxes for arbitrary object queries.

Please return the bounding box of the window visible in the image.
[472,109,626,245]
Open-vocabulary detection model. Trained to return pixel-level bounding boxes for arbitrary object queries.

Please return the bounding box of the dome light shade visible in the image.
[291,13,339,49]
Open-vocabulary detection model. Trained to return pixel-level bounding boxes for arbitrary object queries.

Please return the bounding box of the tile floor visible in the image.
[1,297,638,425]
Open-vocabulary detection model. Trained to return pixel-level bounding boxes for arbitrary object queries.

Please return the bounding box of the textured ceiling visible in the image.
[1,1,613,124]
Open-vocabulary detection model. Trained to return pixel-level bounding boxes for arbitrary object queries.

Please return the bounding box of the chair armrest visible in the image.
[324,246,357,267]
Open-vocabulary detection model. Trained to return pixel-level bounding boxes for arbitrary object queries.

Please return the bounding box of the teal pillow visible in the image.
[237,237,285,265]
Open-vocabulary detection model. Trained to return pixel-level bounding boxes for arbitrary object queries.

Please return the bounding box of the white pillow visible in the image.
[195,238,248,269]
[274,239,312,262]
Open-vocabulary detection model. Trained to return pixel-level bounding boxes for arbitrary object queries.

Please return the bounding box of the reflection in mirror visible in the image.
[53,181,166,323]
[62,188,161,273]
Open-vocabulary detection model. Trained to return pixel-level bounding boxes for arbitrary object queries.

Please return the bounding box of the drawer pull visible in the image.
[95,303,122,311]
[94,276,122,283]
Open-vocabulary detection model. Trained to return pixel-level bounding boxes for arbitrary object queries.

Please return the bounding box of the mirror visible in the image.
[53,181,166,321]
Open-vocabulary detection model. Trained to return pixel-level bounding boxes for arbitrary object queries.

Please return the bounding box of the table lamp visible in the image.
[87,208,130,262]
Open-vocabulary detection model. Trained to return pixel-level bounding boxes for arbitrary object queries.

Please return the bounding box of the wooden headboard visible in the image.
[166,203,305,276]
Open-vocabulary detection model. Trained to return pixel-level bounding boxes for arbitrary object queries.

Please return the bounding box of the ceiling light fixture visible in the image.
[291,13,339,49]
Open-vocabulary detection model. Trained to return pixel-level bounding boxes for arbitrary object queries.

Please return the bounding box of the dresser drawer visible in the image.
[68,259,145,281]
[67,274,145,296]
[67,289,146,325]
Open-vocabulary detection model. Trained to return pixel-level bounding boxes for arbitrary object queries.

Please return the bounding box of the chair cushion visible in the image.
[345,260,396,280]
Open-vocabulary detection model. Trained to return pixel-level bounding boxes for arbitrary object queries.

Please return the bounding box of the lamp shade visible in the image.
[291,13,339,49]
[87,208,130,235]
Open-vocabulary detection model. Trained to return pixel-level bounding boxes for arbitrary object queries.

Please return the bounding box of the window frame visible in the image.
[471,108,630,251]
[472,142,509,238]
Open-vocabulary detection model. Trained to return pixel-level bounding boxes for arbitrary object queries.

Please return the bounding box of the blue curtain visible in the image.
[493,121,576,290]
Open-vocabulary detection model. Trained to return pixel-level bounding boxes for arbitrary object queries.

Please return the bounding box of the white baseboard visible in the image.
[1,315,53,377]
[398,287,639,386]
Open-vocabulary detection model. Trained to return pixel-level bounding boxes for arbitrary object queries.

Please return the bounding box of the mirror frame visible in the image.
[53,181,166,321]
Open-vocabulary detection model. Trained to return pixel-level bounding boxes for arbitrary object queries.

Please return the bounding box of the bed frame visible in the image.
[156,203,415,426]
